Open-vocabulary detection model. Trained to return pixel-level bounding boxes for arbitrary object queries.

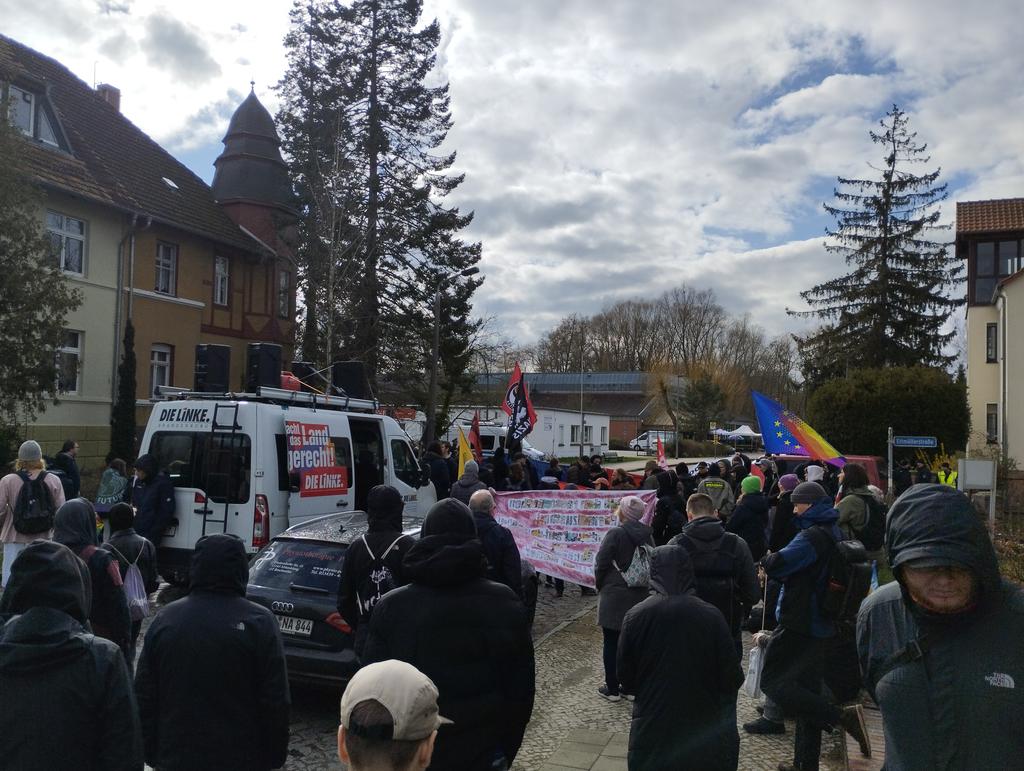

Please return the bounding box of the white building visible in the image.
[448,406,611,458]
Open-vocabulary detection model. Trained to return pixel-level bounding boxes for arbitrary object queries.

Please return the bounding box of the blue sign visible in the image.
[893,435,938,448]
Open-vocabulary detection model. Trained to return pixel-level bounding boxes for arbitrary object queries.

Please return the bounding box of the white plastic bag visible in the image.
[742,644,765,700]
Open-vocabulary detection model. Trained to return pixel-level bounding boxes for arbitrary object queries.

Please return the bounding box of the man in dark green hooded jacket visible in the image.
[857,483,1024,770]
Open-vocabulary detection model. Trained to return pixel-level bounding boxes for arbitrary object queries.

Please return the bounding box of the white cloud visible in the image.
[3,0,1022,345]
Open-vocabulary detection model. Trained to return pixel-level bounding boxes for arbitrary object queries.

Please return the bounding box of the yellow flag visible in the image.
[457,426,474,478]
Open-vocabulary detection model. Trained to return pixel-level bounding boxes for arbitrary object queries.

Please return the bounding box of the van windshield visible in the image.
[149,431,252,503]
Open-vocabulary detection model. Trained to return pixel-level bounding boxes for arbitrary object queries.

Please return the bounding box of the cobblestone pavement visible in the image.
[147,583,845,770]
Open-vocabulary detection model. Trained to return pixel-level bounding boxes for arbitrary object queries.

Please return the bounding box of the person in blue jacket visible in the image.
[126,454,175,546]
[759,481,870,771]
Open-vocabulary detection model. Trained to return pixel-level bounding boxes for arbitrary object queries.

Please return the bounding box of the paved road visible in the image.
[146,582,845,770]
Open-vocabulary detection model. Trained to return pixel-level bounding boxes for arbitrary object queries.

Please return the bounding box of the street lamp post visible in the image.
[423,266,480,448]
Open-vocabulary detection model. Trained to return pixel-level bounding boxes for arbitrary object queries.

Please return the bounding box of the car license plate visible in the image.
[275,615,313,637]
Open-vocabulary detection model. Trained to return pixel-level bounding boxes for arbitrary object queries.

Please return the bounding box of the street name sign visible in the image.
[892,435,937,448]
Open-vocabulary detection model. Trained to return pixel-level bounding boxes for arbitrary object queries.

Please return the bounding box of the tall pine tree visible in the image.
[791,105,962,377]
[109,319,137,461]
[277,0,482,391]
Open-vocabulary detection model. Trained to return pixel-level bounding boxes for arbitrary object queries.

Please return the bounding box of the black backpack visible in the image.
[354,534,405,619]
[12,471,57,534]
[805,527,872,628]
[850,493,887,552]
[676,532,743,634]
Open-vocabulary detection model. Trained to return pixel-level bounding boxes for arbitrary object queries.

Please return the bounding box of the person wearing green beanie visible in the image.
[726,475,769,560]
[740,475,762,495]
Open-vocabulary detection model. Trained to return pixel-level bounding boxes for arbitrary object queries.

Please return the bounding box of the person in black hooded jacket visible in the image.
[857,484,1024,770]
[617,545,744,771]
[0,540,143,771]
[53,498,132,661]
[651,469,686,545]
[725,475,769,561]
[126,454,175,545]
[336,484,416,655]
[134,533,290,771]
[363,498,535,771]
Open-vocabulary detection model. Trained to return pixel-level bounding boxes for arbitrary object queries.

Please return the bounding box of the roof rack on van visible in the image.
[154,385,380,414]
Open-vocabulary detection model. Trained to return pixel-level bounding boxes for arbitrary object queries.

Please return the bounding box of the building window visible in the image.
[559,424,565,445]
[214,255,229,306]
[46,211,86,275]
[986,403,999,444]
[57,330,82,394]
[9,85,34,135]
[278,270,290,317]
[986,323,998,363]
[600,426,608,444]
[155,242,177,295]
[999,240,1021,277]
[151,344,173,397]
[571,425,580,444]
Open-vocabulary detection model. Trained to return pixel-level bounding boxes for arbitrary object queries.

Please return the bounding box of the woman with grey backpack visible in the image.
[594,495,654,702]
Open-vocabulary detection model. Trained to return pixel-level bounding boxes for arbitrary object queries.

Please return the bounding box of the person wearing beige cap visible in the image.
[338,659,451,770]
[593,494,653,701]
[0,439,66,588]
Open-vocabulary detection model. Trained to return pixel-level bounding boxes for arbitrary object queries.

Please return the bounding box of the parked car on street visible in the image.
[246,510,423,687]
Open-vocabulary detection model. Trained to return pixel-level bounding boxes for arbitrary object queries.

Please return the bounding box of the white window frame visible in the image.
[155,242,177,295]
[278,269,290,317]
[150,344,173,398]
[214,255,229,306]
[9,85,34,136]
[571,425,580,444]
[46,211,86,276]
[583,425,593,444]
[600,426,608,444]
[57,330,82,395]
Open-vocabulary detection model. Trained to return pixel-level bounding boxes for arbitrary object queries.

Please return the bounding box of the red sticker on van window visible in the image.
[300,467,349,497]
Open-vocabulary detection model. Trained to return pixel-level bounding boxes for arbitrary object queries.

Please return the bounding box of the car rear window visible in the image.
[249,540,346,593]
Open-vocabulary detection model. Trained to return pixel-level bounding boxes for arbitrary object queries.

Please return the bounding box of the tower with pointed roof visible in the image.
[212,87,296,256]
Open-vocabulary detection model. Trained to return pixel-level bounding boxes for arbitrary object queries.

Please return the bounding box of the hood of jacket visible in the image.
[738,491,769,515]
[472,510,500,538]
[620,517,653,545]
[655,470,677,498]
[135,453,158,478]
[649,545,696,596]
[456,469,481,487]
[681,515,727,544]
[366,485,404,532]
[0,607,93,675]
[795,497,840,529]
[0,540,90,623]
[189,533,249,595]
[52,498,98,553]
[886,483,1002,607]
[402,533,487,587]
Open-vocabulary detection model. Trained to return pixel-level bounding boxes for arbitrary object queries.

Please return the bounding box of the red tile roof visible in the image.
[0,34,257,252]
[956,198,1024,235]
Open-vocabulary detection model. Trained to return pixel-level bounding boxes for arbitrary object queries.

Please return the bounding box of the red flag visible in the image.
[469,411,483,463]
[656,436,668,469]
[501,362,538,441]
[751,463,766,485]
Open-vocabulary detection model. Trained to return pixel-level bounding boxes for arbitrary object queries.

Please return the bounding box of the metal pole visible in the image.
[887,426,894,505]
[579,329,585,459]
[424,286,441,447]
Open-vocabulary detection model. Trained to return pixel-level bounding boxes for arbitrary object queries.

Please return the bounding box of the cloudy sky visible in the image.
[5,0,1024,343]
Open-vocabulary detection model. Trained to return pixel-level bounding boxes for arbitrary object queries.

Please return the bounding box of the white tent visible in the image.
[729,424,762,438]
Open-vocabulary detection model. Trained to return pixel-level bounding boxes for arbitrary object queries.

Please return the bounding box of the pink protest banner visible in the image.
[493,489,657,589]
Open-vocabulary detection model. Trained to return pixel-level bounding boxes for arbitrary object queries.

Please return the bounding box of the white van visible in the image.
[138,387,436,584]
[628,430,676,453]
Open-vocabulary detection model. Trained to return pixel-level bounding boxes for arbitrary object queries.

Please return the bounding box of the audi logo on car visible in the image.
[271,601,294,614]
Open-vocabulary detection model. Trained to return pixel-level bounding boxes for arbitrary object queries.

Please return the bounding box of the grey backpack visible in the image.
[614,544,654,589]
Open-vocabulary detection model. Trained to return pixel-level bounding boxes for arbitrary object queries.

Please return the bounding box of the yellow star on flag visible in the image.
[794,445,801,450]
[776,432,783,438]
[774,421,781,427]
[784,440,791,446]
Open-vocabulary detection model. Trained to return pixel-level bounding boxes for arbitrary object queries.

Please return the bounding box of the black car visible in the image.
[246,510,422,686]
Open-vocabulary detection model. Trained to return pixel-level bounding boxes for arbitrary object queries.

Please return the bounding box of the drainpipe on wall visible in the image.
[998,288,1008,463]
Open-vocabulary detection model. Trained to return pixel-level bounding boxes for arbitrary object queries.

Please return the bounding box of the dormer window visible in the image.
[6,83,65,149]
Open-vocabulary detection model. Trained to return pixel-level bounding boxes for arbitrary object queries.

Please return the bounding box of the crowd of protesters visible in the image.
[1,432,1021,771]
